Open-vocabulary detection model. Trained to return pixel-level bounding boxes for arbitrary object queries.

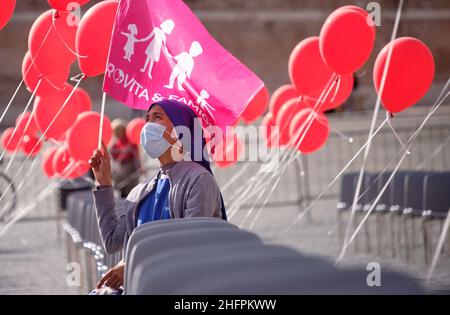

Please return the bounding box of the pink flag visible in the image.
[103,0,265,132]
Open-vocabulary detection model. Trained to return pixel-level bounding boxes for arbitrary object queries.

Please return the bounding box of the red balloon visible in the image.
[0,0,15,31]
[373,37,435,114]
[63,161,90,179]
[1,128,22,153]
[52,147,69,176]
[268,85,300,117]
[374,37,435,114]
[213,130,243,168]
[241,86,269,123]
[74,87,92,112]
[47,0,90,11]
[22,51,70,97]
[126,118,146,145]
[28,10,77,75]
[275,97,312,146]
[16,111,39,137]
[53,147,90,179]
[76,1,119,77]
[22,135,42,156]
[33,84,82,140]
[67,111,113,162]
[41,146,58,178]
[289,37,335,96]
[320,8,375,75]
[261,112,279,148]
[289,108,329,154]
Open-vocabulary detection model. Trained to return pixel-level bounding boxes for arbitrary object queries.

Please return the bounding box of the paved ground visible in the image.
[0,216,78,295]
[0,198,449,294]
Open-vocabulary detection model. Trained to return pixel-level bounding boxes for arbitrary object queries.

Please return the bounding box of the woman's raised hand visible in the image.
[89,142,113,187]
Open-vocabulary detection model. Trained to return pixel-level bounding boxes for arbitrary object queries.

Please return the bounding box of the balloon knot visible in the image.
[388,112,394,119]
[54,11,60,19]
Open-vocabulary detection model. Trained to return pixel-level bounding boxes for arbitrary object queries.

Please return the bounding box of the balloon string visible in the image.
[52,10,88,59]
[337,87,450,263]
[3,80,42,173]
[231,73,338,224]
[0,158,85,232]
[241,74,339,228]
[27,52,66,92]
[0,74,85,207]
[98,92,107,150]
[427,209,450,281]
[310,81,450,247]
[415,133,450,170]
[48,138,62,146]
[315,115,354,143]
[0,78,42,165]
[386,111,411,154]
[329,75,341,104]
[0,23,53,128]
[331,126,354,143]
[226,94,305,214]
[0,155,42,220]
[280,117,389,235]
[338,0,404,263]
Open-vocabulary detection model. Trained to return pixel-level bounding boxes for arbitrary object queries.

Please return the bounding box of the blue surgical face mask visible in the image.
[140,122,172,159]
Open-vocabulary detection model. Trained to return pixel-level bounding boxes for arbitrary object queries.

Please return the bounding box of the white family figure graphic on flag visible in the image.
[121,24,141,62]
[197,89,216,117]
[164,41,203,91]
[140,19,175,78]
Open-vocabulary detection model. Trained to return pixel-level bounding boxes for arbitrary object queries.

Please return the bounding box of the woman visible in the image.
[89,100,226,291]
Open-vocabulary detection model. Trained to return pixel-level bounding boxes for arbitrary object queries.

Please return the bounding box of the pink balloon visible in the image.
[289,108,329,154]
[1,128,22,153]
[261,112,279,148]
[47,0,90,11]
[374,37,435,114]
[16,111,39,137]
[22,135,42,156]
[0,0,15,31]
[41,147,58,178]
[74,87,92,112]
[67,111,113,162]
[320,8,375,75]
[22,51,70,97]
[126,118,146,145]
[268,85,300,118]
[275,98,312,146]
[289,37,334,96]
[28,10,77,75]
[33,84,82,140]
[241,86,269,123]
[76,1,119,77]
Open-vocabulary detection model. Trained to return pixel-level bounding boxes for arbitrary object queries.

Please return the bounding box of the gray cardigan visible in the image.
[93,160,223,254]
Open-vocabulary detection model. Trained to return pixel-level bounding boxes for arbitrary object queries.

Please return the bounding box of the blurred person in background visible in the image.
[110,119,141,198]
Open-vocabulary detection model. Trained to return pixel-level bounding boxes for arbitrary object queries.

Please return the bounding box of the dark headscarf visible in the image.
[149,100,227,220]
